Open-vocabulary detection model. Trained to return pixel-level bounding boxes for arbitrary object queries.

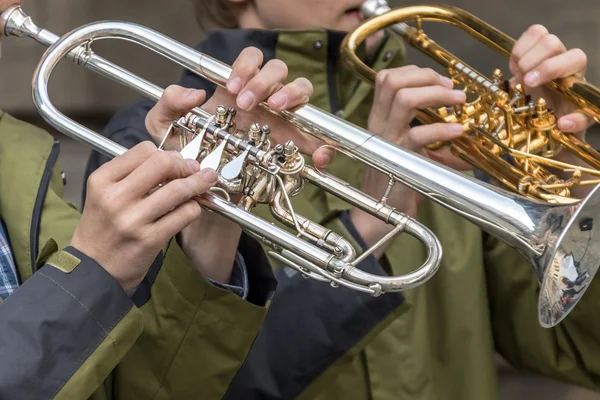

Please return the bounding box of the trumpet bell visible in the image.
[536,185,600,327]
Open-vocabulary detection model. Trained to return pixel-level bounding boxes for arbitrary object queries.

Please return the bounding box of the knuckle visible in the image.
[423,68,439,82]
[375,70,388,87]
[114,213,137,239]
[86,171,103,192]
[170,179,192,201]
[394,90,413,108]
[163,85,180,101]
[384,72,402,88]
[296,77,313,95]
[544,34,562,50]
[192,174,210,194]
[139,141,157,153]
[240,47,264,67]
[244,46,263,58]
[529,24,548,36]
[154,151,177,171]
[138,228,156,247]
[181,201,202,222]
[572,48,587,64]
[268,59,288,74]
[103,185,126,213]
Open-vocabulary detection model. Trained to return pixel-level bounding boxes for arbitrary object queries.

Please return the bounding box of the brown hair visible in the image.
[194,0,241,32]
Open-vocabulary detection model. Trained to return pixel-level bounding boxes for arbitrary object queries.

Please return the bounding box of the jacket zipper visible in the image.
[326,32,342,115]
[30,140,61,274]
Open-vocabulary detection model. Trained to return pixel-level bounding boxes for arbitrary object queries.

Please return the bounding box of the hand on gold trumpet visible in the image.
[510,24,593,136]
[510,25,595,198]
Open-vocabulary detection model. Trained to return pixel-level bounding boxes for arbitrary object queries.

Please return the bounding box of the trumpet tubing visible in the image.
[3,4,600,327]
[0,6,443,296]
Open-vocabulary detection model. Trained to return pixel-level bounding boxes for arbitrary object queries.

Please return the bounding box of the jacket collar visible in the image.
[0,112,78,281]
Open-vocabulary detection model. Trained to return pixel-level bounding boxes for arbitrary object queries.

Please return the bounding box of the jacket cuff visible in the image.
[0,246,142,399]
[236,232,278,307]
[162,237,276,327]
[207,251,249,299]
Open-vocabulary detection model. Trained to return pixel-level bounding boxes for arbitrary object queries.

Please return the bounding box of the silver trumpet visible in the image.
[0,6,442,296]
[2,6,600,327]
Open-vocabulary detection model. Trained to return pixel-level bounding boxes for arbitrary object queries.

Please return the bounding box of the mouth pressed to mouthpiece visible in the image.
[344,7,362,22]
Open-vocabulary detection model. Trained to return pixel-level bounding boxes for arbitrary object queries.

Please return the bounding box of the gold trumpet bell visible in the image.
[342,0,600,326]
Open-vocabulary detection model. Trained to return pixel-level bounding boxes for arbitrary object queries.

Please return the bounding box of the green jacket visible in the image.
[0,110,278,399]
[88,29,600,400]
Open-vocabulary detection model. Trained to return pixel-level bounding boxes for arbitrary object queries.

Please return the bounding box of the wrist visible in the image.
[67,241,139,294]
[177,214,242,284]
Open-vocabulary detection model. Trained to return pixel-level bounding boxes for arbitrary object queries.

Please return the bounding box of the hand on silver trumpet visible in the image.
[510,24,592,136]
[144,47,321,283]
[349,65,468,257]
[70,143,217,293]
[146,46,335,168]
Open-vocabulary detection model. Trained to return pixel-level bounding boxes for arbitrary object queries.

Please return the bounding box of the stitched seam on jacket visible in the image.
[39,270,114,338]
[38,271,131,398]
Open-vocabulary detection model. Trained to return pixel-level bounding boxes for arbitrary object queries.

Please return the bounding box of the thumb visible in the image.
[558,112,594,136]
[146,85,206,141]
[312,146,336,169]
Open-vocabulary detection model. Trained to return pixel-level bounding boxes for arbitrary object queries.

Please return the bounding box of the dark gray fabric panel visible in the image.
[0,246,133,399]
[224,211,405,400]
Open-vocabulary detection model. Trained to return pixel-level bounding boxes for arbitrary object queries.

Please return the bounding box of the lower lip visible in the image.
[345,10,362,21]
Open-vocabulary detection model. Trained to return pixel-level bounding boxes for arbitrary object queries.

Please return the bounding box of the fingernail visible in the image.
[201,168,218,183]
[237,90,255,110]
[227,76,242,93]
[321,154,331,166]
[186,159,200,172]
[269,92,288,109]
[450,124,464,134]
[440,75,454,88]
[561,119,576,131]
[451,90,466,102]
[524,70,540,86]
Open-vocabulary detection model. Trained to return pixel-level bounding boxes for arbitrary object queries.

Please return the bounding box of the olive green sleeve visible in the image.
[103,237,276,399]
[484,233,600,390]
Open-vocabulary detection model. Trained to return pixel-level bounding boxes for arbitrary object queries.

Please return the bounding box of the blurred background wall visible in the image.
[1,1,599,399]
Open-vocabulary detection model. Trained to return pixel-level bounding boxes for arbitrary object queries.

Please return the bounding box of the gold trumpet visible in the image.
[342,0,600,204]
[340,0,600,327]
